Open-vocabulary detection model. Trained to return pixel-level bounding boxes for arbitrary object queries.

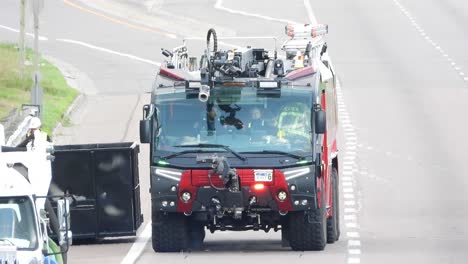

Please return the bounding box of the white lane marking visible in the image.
[0,24,48,41]
[303,0,318,24]
[346,222,358,228]
[348,240,361,247]
[347,232,360,238]
[56,39,161,66]
[344,214,357,221]
[392,0,466,85]
[348,258,361,264]
[349,249,362,255]
[120,222,152,264]
[342,176,353,182]
[214,0,297,24]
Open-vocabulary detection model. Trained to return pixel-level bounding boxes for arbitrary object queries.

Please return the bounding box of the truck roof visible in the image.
[0,146,53,198]
[0,165,34,197]
[153,24,330,94]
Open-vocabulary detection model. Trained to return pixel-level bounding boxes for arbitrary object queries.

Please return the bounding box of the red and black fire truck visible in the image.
[140,24,340,252]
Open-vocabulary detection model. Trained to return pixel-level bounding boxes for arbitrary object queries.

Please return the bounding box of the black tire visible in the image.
[288,180,327,251]
[189,224,206,250]
[152,210,189,252]
[327,167,340,243]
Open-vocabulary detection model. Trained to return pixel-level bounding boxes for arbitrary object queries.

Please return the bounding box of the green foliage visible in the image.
[0,43,78,134]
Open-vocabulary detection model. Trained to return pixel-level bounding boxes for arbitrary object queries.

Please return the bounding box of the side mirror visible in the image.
[57,199,72,247]
[140,120,152,144]
[140,104,154,144]
[315,110,326,134]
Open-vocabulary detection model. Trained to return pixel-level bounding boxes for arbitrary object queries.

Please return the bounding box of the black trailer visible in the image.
[49,142,143,239]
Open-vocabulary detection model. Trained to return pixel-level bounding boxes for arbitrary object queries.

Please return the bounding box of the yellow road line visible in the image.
[63,0,177,38]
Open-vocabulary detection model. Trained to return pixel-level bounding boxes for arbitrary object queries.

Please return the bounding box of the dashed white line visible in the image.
[349,249,362,255]
[341,176,353,182]
[348,240,361,247]
[346,222,359,229]
[344,208,357,213]
[392,0,466,84]
[348,257,361,264]
[347,232,360,238]
[344,214,357,221]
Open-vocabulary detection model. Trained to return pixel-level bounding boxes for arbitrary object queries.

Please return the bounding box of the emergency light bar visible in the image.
[285,23,328,38]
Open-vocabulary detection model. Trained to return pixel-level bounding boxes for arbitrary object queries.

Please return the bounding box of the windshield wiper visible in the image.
[173,143,246,161]
[161,149,213,160]
[240,150,306,160]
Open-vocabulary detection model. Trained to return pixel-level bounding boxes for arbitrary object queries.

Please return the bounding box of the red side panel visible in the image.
[159,67,186,81]
[321,90,331,213]
[284,66,316,81]
[177,170,197,213]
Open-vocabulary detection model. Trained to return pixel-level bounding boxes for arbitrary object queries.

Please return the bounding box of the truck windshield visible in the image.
[0,197,38,250]
[154,86,313,157]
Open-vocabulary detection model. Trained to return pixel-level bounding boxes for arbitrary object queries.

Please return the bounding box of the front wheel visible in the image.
[288,180,327,251]
[152,210,189,252]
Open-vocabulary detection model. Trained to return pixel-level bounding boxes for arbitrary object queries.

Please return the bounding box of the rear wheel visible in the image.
[327,167,340,243]
[288,180,327,251]
[152,209,189,252]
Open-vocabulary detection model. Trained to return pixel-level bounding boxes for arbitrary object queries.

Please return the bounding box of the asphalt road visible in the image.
[2,0,468,263]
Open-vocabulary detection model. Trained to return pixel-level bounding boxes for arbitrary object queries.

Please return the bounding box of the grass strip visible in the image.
[0,43,78,134]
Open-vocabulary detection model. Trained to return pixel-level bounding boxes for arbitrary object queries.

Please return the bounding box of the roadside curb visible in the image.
[43,55,96,140]
[52,94,84,139]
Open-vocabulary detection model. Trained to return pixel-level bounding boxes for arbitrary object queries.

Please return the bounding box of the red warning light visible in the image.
[253,183,265,191]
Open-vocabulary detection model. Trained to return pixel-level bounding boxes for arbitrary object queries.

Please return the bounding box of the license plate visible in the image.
[254,170,273,182]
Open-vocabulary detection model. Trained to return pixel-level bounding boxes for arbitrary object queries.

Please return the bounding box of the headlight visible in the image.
[277,191,288,201]
[181,191,191,203]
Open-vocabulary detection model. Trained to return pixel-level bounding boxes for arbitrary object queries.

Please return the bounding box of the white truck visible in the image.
[0,134,72,264]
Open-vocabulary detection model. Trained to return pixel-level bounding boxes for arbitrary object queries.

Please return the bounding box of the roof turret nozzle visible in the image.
[198,85,210,102]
